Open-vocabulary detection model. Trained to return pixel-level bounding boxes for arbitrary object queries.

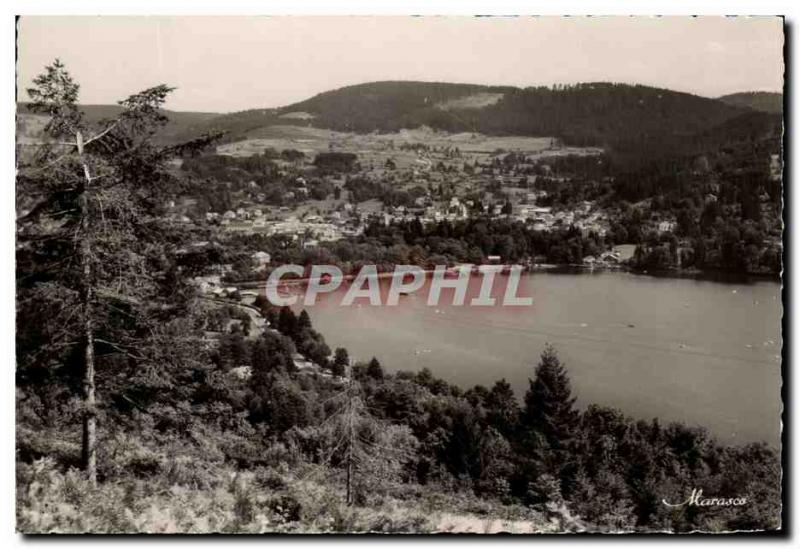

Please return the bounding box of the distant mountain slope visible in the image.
[182,81,754,156]
[284,81,747,141]
[16,103,220,144]
[20,82,782,167]
[281,81,516,133]
[691,110,782,150]
[718,92,783,114]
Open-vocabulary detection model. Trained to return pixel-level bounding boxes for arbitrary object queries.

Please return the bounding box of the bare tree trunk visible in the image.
[81,243,96,487]
[345,365,355,506]
[77,130,97,487]
[346,391,354,506]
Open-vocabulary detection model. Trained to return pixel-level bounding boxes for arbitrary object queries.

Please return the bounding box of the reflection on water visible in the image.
[295,271,782,446]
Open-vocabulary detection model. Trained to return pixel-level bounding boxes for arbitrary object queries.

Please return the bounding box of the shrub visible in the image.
[267,494,302,523]
[255,467,288,491]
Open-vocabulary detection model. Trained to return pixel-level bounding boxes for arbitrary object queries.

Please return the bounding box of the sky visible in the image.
[17,16,785,113]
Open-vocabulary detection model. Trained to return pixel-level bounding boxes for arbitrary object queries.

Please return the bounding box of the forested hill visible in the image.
[167,81,775,163]
[19,82,783,164]
[718,91,783,114]
[282,81,748,147]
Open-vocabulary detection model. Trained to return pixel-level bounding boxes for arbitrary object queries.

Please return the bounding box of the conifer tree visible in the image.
[518,344,580,493]
[366,357,384,380]
[522,344,578,449]
[17,59,217,485]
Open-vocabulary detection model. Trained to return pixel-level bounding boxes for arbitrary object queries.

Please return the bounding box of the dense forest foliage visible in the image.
[17,291,783,532]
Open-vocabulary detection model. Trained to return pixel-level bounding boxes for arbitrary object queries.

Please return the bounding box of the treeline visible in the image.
[210,217,608,278]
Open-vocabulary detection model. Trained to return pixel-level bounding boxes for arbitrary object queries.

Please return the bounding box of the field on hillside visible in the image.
[217,125,603,169]
[436,92,505,110]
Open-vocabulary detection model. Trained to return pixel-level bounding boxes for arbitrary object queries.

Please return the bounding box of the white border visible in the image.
[2,2,796,547]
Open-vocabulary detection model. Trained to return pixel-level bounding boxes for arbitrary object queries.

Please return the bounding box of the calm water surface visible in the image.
[295,271,782,446]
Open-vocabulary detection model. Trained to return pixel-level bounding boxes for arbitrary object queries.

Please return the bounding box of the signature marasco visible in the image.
[663,488,748,508]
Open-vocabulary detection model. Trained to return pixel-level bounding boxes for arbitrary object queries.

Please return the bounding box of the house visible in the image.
[292,353,319,373]
[229,366,252,381]
[192,274,222,294]
[770,154,782,181]
[252,251,271,268]
[657,220,676,233]
[600,251,621,264]
[222,287,239,298]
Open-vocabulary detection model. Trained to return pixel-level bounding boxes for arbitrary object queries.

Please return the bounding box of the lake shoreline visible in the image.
[235,262,781,289]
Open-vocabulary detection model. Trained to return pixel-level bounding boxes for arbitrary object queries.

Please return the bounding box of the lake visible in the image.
[294,270,782,446]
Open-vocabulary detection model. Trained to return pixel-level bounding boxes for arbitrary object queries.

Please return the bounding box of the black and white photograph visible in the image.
[8,10,790,537]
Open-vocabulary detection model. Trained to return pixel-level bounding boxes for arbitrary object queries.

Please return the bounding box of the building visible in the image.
[252,251,271,268]
[600,251,621,264]
[657,220,677,233]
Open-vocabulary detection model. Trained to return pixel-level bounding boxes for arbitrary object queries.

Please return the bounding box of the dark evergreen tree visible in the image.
[366,357,384,380]
[297,309,312,330]
[332,347,349,377]
[17,59,217,485]
[522,344,578,449]
[277,306,298,338]
[485,378,520,439]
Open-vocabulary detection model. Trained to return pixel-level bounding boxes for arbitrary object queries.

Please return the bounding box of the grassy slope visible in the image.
[17,452,561,534]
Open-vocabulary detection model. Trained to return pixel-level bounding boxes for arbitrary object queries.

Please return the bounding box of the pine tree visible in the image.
[518,344,580,495]
[486,378,520,438]
[17,59,217,485]
[316,372,418,506]
[522,344,578,450]
[297,309,312,330]
[277,306,298,337]
[332,347,349,377]
[366,357,384,380]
